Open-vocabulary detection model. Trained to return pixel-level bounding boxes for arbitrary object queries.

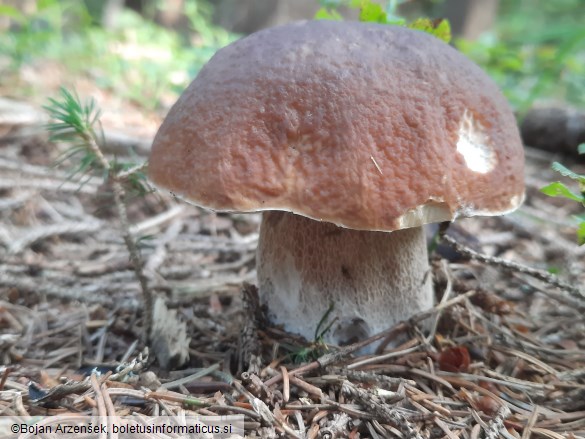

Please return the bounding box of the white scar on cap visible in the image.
[456,110,497,174]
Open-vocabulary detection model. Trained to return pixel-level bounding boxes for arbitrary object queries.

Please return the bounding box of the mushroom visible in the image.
[148,21,525,348]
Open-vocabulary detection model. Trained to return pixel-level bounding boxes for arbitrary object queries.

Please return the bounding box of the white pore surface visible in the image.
[256,211,434,350]
[456,110,497,174]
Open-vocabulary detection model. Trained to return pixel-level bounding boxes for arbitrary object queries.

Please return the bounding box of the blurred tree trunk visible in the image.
[210,0,359,34]
[101,0,126,28]
[441,0,499,40]
[521,106,585,157]
[211,0,279,34]
[95,0,187,31]
[154,0,188,31]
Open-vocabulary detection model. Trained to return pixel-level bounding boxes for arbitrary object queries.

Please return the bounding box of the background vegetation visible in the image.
[456,0,585,112]
[1,0,584,114]
[0,0,236,109]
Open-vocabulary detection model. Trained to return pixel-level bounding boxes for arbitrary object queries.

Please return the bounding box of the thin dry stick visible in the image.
[117,162,148,181]
[232,380,302,439]
[434,418,459,439]
[522,405,539,439]
[0,176,99,193]
[130,204,185,236]
[519,276,585,312]
[281,366,290,403]
[0,368,12,392]
[101,383,119,439]
[9,221,103,254]
[288,375,323,400]
[0,272,141,307]
[0,155,100,184]
[90,374,108,439]
[160,364,220,390]
[341,380,423,439]
[328,369,416,387]
[484,405,512,439]
[440,229,584,302]
[422,259,453,345]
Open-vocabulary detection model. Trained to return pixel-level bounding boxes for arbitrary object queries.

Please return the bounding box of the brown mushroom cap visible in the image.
[149,20,525,231]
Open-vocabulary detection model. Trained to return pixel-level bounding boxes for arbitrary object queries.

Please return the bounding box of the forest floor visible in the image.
[1,83,584,438]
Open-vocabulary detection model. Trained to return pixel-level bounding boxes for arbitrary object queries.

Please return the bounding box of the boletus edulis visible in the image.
[148,20,525,349]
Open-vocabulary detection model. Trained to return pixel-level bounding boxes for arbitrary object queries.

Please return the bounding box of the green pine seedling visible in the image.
[45,87,103,182]
[45,87,149,196]
[44,87,154,338]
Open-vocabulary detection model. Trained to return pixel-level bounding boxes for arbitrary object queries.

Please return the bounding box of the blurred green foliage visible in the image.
[0,0,237,109]
[456,0,585,113]
[1,0,584,114]
[319,0,411,23]
[316,0,451,42]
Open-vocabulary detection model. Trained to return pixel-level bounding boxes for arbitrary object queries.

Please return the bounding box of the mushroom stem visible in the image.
[257,211,434,348]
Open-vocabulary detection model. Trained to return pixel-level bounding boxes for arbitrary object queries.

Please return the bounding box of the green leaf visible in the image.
[408,18,452,43]
[540,182,585,203]
[577,222,585,246]
[358,0,387,23]
[0,5,25,22]
[314,303,336,340]
[578,143,585,155]
[314,7,342,20]
[37,0,60,10]
[551,161,585,183]
[546,266,560,275]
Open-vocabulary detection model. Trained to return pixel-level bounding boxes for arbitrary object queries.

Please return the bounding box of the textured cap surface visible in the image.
[149,20,525,231]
